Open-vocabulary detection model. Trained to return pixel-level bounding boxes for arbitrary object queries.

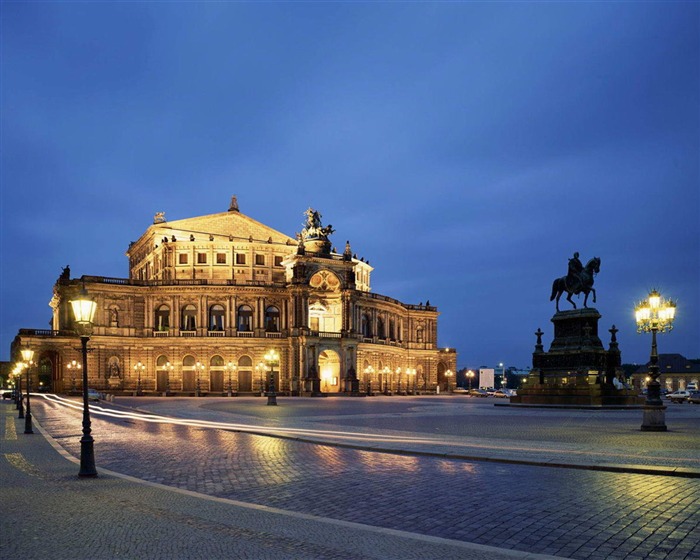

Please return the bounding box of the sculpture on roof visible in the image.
[300,208,334,241]
[550,254,601,312]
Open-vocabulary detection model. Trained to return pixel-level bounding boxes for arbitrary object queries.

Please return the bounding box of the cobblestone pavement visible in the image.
[1,403,562,560]
[24,395,700,560]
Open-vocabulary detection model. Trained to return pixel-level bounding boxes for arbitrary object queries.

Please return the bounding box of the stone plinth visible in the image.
[511,308,644,407]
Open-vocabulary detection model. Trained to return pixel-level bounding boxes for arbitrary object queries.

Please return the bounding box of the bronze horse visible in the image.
[550,257,600,312]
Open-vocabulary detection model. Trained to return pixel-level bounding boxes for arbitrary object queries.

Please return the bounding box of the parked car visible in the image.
[667,390,692,403]
[493,390,510,398]
[2,390,14,400]
[485,388,497,396]
[452,387,468,394]
[87,388,101,402]
[686,391,700,404]
[469,389,488,397]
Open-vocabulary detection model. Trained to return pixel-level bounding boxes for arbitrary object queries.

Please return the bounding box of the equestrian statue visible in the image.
[550,252,601,312]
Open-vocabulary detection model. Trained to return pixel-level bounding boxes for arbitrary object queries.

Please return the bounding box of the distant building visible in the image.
[11,199,456,396]
[632,354,700,392]
[479,368,495,389]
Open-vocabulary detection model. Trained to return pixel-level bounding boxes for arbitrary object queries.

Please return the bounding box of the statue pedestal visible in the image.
[511,309,644,407]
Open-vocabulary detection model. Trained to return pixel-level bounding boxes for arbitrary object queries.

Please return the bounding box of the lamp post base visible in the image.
[24,413,33,434]
[641,405,667,432]
[79,435,98,477]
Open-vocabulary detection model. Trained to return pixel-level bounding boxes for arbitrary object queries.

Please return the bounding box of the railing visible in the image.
[18,329,75,337]
[208,331,225,337]
[180,330,197,337]
[153,330,170,337]
[265,332,282,338]
[237,331,254,338]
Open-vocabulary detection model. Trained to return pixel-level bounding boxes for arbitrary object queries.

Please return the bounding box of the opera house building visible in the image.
[12,197,456,396]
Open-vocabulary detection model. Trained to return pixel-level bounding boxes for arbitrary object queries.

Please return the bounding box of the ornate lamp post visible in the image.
[635,289,676,432]
[256,362,265,396]
[466,370,475,391]
[226,362,237,397]
[133,361,145,396]
[162,362,174,395]
[396,367,403,395]
[445,369,453,393]
[264,350,279,405]
[364,365,374,396]
[405,367,416,395]
[70,285,98,477]
[67,360,81,393]
[195,361,204,397]
[20,348,34,434]
[382,366,391,395]
[14,366,24,417]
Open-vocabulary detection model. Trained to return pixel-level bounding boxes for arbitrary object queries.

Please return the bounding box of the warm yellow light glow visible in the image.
[648,290,661,309]
[21,348,34,362]
[70,292,97,325]
[264,349,280,364]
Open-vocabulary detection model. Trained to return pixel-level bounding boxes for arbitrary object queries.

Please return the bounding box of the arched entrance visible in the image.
[437,362,448,392]
[319,350,341,393]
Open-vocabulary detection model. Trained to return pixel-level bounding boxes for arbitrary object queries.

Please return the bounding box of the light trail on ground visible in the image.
[34,394,682,464]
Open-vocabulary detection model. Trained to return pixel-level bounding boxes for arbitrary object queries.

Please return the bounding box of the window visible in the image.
[237,305,253,331]
[274,256,283,267]
[197,253,207,264]
[236,253,246,265]
[265,306,280,332]
[361,314,372,337]
[178,253,188,265]
[181,305,197,331]
[377,317,385,339]
[209,305,225,331]
[255,254,265,266]
[155,305,170,331]
[216,253,226,264]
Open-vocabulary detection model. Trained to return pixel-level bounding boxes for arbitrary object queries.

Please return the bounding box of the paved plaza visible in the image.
[2,395,699,559]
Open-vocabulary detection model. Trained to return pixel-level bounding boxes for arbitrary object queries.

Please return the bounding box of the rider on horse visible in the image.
[566,252,583,293]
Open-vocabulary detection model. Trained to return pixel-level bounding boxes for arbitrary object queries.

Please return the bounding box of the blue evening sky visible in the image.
[1,2,698,369]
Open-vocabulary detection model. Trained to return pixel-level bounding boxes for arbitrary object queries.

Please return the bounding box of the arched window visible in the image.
[238,305,253,332]
[156,355,169,367]
[181,305,197,331]
[209,304,225,331]
[210,355,224,367]
[155,305,170,331]
[361,314,372,337]
[265,305,280,332]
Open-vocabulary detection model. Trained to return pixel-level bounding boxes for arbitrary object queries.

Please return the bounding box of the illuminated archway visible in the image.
[319,350,341,393]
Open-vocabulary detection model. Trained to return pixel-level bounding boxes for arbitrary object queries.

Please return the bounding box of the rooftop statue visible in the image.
[550,253,601,312]
[300,208,335,241]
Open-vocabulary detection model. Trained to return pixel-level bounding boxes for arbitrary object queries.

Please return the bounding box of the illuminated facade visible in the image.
[12,198,456,396]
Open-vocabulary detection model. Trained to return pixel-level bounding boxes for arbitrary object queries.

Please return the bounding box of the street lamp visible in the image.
[467,370,475,391]
[195,361,204,397]
[256,362,265,396]
[226,361,237,397]
[396,367,403,395]
[445,369,453,393]
[382,366,391,395]
[133,361,145,396]
[635,289,676,432]
[364,365,374,395]
[264,350,279,405]
[21,348,34,434]
[405,367,416,395]
[162,362,174,395]
[67,360,81,393]
[70,285,98,477]
[14,365,24,417]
